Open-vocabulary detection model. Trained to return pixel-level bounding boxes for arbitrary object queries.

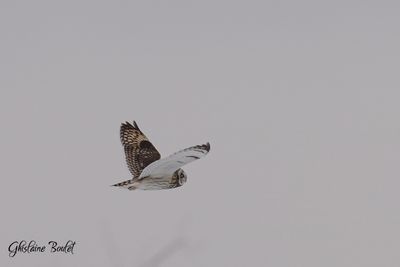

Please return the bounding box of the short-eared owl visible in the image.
[112,121,210,190]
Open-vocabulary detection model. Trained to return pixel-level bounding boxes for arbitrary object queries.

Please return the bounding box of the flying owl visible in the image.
[112,121,210,190]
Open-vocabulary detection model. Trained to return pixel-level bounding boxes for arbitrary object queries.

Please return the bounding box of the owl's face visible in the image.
[177,169,187,186]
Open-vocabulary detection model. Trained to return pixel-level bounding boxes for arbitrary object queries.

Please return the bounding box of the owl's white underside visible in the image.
[135,175,174,190]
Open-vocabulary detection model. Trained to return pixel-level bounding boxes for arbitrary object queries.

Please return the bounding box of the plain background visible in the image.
[1,1,400,266]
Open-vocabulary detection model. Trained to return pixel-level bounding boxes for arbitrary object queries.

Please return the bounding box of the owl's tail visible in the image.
[111,179,137,190]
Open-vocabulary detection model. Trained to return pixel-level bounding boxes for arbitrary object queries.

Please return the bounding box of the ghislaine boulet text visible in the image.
[8,240,76,257]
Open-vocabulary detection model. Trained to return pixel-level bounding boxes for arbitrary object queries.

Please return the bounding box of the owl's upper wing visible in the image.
[120,121,161,178]
[138,142,210,179]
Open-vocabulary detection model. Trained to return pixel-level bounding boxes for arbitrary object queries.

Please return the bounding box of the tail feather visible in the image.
[111,179,137,190]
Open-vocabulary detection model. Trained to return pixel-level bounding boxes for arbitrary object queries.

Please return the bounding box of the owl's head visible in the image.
[177,169,187,186]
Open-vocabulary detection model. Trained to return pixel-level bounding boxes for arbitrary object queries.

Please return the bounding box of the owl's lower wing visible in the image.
[138,142,210,179]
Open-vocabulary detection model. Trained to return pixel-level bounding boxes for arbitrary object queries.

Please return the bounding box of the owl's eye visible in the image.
[178,172,187,186]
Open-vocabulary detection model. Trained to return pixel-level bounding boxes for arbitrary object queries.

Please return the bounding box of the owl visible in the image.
[112,121,210,190]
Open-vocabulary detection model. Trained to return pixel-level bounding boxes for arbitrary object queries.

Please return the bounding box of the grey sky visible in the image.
[1,0,400,266]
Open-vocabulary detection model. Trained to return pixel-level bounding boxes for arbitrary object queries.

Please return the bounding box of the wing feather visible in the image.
[138,142,210,179]
[120,121,161,178]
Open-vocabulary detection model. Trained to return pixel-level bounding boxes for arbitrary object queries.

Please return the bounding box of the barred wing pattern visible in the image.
[120,121,161,178]
[138,142,210,179]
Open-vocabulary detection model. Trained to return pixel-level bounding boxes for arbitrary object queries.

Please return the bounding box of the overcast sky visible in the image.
[1,0,400,266]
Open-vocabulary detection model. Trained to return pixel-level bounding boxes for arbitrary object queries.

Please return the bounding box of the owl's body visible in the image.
[112,121,210,191]
[113,169,184,190]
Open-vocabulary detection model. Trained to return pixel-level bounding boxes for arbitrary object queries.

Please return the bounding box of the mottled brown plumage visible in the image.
[120,121,161,178]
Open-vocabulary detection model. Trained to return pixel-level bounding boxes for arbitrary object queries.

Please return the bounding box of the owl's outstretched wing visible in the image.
[138,142,210,179]
[120,121,161,178]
